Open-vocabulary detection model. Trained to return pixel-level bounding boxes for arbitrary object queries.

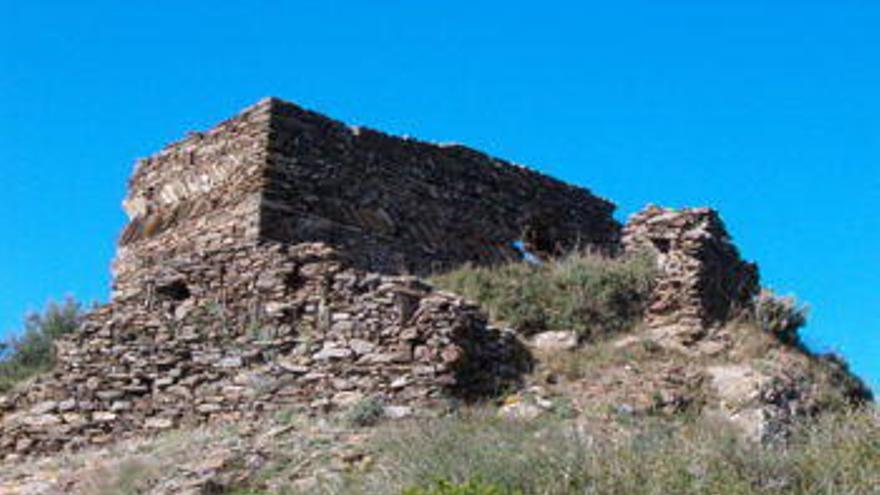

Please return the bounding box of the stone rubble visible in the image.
[1,242,529,457]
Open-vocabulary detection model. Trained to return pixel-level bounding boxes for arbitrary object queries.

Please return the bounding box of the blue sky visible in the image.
[1,1,877,390]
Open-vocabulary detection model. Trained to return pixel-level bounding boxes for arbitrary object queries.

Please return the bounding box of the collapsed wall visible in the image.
[622,206,760,345]
[0,242,526,456]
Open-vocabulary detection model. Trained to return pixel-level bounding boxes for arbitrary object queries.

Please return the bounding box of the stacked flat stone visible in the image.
[0,242,526,456]
[114,97,620,301]
[622,205,759,343]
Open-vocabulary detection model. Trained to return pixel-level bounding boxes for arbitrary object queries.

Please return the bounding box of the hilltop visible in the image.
[0,98,874,494]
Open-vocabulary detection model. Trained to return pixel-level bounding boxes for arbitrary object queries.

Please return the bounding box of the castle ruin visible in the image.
[0,98,760,457]
[114,97,619,301]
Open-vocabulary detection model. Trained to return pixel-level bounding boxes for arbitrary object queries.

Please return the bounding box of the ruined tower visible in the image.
[113,97,620,302]
[1,98,621,456]
[622,205,760,345]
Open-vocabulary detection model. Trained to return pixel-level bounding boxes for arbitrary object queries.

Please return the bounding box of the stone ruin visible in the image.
[622,205,760,346]
[0,98,763,457]
[113,97,620,300]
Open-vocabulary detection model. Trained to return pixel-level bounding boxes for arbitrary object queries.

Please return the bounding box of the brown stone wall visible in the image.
[260,99,620,275]
[112,97,620,297]
[0,242,525,456]
[1,98,857,460]
[112,100,272,300]
[2,97,621,457]
[622,206,759,340]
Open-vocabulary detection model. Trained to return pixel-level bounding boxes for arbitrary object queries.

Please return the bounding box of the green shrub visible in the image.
[431,251,656,339]
[753,290,808,346]
[346,396,386,427]
[0,297,84,392]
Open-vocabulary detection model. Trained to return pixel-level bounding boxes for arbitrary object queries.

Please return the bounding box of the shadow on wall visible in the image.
[450,325,535,401]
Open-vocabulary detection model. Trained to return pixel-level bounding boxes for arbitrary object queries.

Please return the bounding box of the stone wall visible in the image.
[2,97,627,457]
[113,100,272,300]
[261,99,620,275]
[622,206,760,343]
[0,242,526,457]
[114,97,620,295]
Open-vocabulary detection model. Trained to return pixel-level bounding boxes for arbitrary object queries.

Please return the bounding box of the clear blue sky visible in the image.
[1,1,877,391]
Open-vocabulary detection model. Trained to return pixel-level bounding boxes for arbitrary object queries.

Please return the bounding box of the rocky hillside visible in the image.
[0,212,873,493]
[0,242,874,494]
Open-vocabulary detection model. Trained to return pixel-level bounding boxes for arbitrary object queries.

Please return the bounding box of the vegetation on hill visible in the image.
[430,251,657,339]
[752,289,809,347]
[0,297,84,393]
[12,405,873,495]
[0,257,875,494]
[340,408,880,495]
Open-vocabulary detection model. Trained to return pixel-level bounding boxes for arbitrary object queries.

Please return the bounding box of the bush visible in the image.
[0,297,84,392]
[753,290,808,346]
[346,396,386,427]
[431,251,656,339]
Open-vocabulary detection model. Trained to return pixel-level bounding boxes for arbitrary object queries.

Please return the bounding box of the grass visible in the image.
[430,250,656,339]
[401,479,521,495]
[78,456,160,495]
[320,407,879,495]
[0,297,84,393]
[345,396,386,427]
[538,335,669,381]
[13,405,874,495]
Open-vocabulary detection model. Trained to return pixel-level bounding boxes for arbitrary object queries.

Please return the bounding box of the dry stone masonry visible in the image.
[1,243,527,455]
[4,97,617,457]
[114,97,620,301]
[1,97,786,458]
[622,205,760,345]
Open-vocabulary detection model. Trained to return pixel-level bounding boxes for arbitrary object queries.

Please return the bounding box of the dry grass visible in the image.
[319,407,880,495]
[537,335,668,381]
[77,456,161,495]
[5,401,875,495]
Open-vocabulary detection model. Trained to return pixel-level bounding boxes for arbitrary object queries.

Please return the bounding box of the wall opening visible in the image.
[156,279,191,301]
